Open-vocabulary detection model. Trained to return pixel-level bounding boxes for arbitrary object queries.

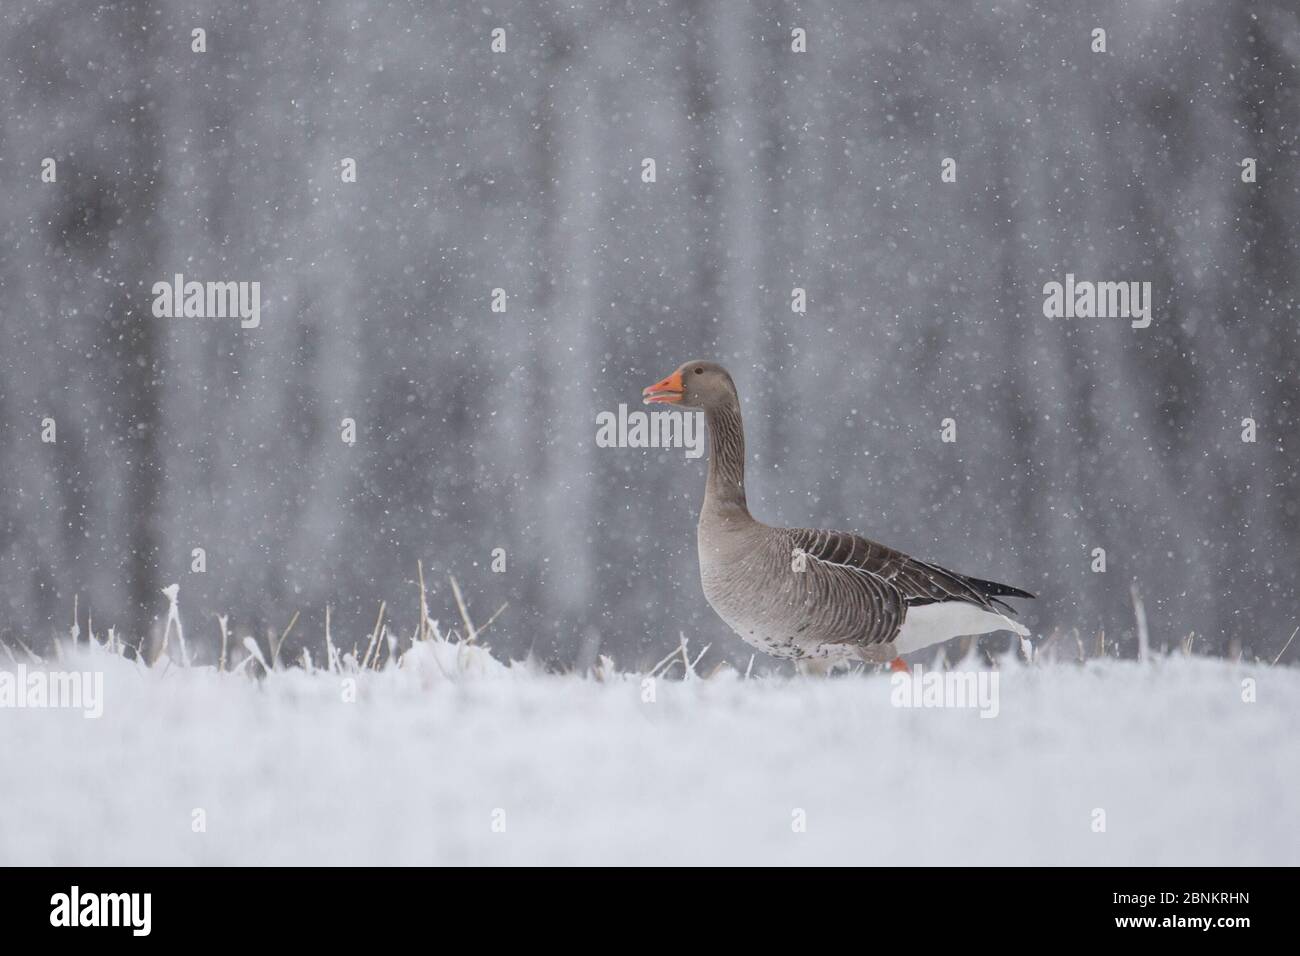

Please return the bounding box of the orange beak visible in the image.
[642,369,684,405]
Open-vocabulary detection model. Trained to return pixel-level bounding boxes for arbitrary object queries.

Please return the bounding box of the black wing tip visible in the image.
[964,575,1036,602]
[990,597,1018,616]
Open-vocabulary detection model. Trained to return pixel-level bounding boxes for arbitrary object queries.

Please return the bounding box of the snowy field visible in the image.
[1,636,1296,866]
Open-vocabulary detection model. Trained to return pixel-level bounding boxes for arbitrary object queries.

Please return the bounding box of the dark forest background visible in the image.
[2,0,1296,667]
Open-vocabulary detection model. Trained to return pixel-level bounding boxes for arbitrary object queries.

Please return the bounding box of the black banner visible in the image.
[0,868,1278,942]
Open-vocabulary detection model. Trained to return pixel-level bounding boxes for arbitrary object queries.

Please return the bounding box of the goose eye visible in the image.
[694,367,704,374]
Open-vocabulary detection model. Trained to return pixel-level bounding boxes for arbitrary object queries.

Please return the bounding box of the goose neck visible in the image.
[703,402,749,517]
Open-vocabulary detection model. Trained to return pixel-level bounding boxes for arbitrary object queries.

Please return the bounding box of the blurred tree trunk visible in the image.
[1232,3,1300,658]
[104,0,166,650]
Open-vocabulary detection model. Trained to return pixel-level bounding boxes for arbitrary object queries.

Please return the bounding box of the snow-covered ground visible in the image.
[1,637,1295,866]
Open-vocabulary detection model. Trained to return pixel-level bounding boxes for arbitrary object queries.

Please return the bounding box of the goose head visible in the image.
[642,361,737,410]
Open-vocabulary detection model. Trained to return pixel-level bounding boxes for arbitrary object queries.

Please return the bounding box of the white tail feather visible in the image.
[896,602,1029,655]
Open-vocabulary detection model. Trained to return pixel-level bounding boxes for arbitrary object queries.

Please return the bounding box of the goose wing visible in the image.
[785,527,1032,649]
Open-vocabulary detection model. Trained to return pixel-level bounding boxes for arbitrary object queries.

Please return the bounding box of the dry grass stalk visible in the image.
[271,610,300,670]
[361,602,386,670]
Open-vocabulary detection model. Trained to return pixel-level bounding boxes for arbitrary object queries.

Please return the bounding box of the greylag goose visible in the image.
[643,361,1034,671]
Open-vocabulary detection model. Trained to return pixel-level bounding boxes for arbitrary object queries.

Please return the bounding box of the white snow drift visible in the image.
[0,636,1295,866]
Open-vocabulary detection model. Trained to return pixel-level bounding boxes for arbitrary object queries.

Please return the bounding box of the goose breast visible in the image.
[698,523,903,661]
